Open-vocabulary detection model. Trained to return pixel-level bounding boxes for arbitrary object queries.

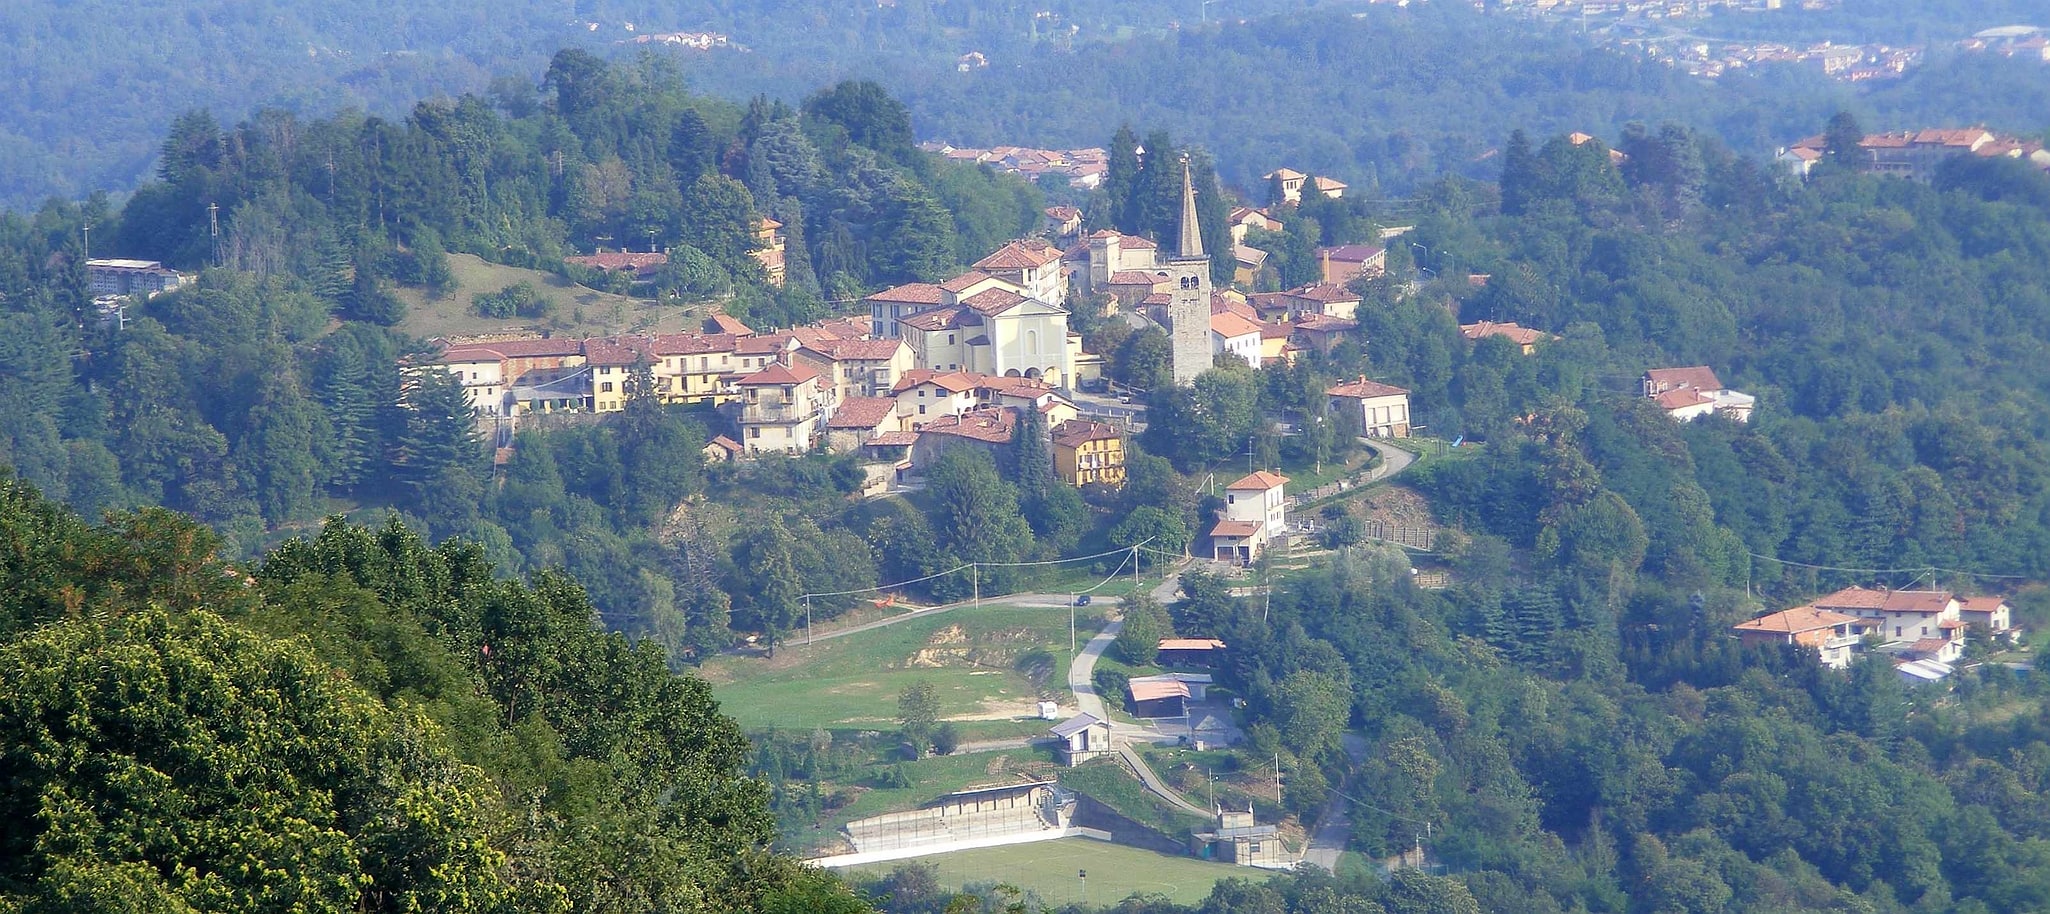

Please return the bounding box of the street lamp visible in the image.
[1078,869,1087,905]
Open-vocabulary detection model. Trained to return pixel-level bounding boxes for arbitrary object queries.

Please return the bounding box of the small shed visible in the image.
[1050,713,1112,766]
[1128,676,1190,719]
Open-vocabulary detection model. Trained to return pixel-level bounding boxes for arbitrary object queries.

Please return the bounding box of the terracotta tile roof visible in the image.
[1313,176,1348,191]
[899,307,969,331]
[894,369,984,393]
[1813,586,1890,610]
[962,287,1029,316]
[704,314,754,335]
[1959,595,2010,613]
[1109,270,1164,285]
[1211,311,1265,339]
[440,337,583,361]
[1733,606,1861,634]
[708,435,743,455]
[1289,282,1360,303]
[736,334,799,355]
[1209,519,1264,538]
[1460,321,1551,346]
[1645,366,1723,392]
[866,430,920,447]
[866,283,948,305]
[941,271,1001,293]
[1050,419,1120,448]
[1045,205,1082,221]
[807,338,907,361]
[1883,590,1957,613]
[1294,315,1357,332]
[921,407,1017,444]
[736,363,820,386]
[1227,470,1290,490]
[1327,377,1409,399]
[1234,244,1269,267]
[583,336,659,366]
[1908,637,1953,654]
[1211,298,1261,321]
[1264,168,1307,181]
[438,345,515,363]
[814,316,872,340]
[974,239,1064,271]
[654,332,741,356]
[1655,388,1714,410]
[1158,638,1227,651]
[1128,676,1191,702]
[828,396,900,429]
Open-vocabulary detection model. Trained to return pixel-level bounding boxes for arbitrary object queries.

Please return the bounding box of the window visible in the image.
[749,427,761,438]
[918,405,927,415]
[601,382,614,393]
[1895,626,1902,637]
[1921,626,1929,637]
[948,334,955,344]
[1227,494,1236,505]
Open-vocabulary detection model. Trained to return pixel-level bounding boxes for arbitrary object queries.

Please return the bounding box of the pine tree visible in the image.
[395,367,480,501]
[1500,129,1537,216]
[1106,125,1141,233]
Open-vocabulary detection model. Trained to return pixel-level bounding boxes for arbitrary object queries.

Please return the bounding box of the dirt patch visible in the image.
[1354,484,1435,527]
[904,625,1044,669]
[942,696,1042,722]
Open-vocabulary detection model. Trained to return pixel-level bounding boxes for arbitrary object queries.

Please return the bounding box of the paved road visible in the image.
[1302,732,1372,871]
[1363,440,1416,482]
[1064,566,1214,818]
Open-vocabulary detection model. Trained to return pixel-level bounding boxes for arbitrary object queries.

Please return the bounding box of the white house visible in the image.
[1211,470,1288,563]
[1326,377,1412,438]
[1733,606,1872,669]
[1644,366,1755,423]
[1211,310,1264,369]
[730,362,834,455]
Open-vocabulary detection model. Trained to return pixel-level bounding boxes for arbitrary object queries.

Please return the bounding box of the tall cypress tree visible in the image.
[1105,124,1141,233]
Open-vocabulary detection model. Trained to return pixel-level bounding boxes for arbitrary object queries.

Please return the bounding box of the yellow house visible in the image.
[1051,419,1125,487]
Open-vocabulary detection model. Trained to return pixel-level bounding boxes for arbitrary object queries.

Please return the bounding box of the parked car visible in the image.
[1073,594,1092,606]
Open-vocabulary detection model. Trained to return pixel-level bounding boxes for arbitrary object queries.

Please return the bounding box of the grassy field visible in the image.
[702,601,1112,731]
[841,838,1251,906]
[395,253,702,340]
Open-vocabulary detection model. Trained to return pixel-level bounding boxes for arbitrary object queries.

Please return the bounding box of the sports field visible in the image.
[841,838,1251,906]
[703,601,1109,730]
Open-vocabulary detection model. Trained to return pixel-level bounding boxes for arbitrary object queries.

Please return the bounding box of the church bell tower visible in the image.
[1167,156,1212,388]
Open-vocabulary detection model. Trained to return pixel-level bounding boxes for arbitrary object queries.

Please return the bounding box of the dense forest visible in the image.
[0,478,871,912]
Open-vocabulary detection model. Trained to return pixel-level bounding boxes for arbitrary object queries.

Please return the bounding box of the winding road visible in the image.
[1064,569,1215,819]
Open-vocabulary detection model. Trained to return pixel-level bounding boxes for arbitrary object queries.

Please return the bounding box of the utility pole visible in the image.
[1070,594,1076,653]
[972,564,981,610]
[81,223,90,260]
[805,594,813,645]
[1274,752,1282,802]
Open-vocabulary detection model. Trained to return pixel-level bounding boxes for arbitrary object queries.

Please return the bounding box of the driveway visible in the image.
[1302,732,1372,871]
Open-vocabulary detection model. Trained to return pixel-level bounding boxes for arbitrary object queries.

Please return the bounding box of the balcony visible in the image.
[741,399,819,423]
[1823,634,1864,651]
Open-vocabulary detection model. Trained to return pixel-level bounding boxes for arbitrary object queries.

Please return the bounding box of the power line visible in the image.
[1746,551,2029,581]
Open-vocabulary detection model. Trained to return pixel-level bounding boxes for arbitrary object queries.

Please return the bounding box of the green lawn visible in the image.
[394,253,701,340]
[703,601,1111,731]
[1060,760,1211,836]
[840,838,1254,906]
